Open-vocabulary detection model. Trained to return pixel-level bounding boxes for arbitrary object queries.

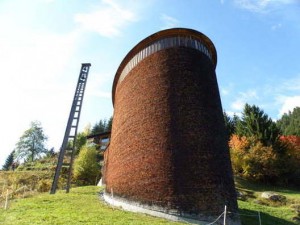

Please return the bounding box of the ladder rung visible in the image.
[50,63,91,194]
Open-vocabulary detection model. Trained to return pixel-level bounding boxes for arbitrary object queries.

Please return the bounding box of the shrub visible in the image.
[73,145,100,185]
[229,135,279,182]
[279,136,300,185]
[37,179,52,192]
[229,134,300,184]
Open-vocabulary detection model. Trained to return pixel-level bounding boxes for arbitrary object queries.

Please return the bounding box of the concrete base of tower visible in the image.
[103,192,241,225]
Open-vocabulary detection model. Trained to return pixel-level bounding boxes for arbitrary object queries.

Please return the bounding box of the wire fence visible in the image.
[0,185,34,210]
[204,211,224,225]
[103,190,263,225]
[2,187,263,225]
[228,210,262,225]
[203,205,262,225]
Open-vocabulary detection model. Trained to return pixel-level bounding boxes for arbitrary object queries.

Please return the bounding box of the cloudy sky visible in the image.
[1,0,300,166]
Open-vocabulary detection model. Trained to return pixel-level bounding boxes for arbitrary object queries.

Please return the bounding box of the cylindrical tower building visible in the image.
[104,28,239,224]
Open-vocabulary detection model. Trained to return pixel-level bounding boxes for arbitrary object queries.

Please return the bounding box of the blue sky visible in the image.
[1,0,300,166]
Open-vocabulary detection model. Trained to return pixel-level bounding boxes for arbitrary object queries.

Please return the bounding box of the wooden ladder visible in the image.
[50,63,91,194]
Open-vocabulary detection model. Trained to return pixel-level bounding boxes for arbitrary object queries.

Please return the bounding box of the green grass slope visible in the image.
[0,186,185,225]
[0,183,300,225]
[236,177,300,225]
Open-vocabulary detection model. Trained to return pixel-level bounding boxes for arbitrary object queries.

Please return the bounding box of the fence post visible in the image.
[4,189,9,210]
[258,211,262,225]
[223,205,227,225]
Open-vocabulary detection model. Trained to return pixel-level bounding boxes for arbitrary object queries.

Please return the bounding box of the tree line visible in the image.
[2,105,300,186]
[224,105,300,185]
[2,117,113,171]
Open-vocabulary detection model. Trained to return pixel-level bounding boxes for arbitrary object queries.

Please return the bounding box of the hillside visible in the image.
[236,177,300,225]
[0,180,300,225]
[0,186,185,225]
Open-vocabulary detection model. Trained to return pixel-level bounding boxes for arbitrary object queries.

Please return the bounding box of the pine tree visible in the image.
[277,107,300,136]
[107,116,113,131]
[223,111,238,140]
[2,150,14,171]
[90,117,113,135]
[236,104,280,146]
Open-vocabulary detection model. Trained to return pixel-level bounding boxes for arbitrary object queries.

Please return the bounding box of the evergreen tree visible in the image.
[277,107,300,136]
[223,112,238,140]
[2,150,14,171]
[15,121,48,162]
[45,147,55,158]
[236,104,281,146]
[91,120,106,134]
[90,117,113,135]
[107,116,113,132]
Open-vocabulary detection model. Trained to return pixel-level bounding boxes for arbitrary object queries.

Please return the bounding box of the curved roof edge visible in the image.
[112,28,217,105]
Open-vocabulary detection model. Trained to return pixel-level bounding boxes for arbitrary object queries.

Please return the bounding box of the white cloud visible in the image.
[230,89,258,111]
[221,88,230,96]
[231,99,245,111]
[271,23,282,30]
[270,74,300,118]
[86,72,112,99]
[277,95,300,116]
[253,74,300,119]
[88,91,111,99]
[282,75,300,91]
[226,110,242,118]
[0,4,82,165]
[41,0,55,3]
[241,89,258,99]
[74,0,137,38]
[234,0,296,13]
[220,83,235,96]
[160,14,180,29]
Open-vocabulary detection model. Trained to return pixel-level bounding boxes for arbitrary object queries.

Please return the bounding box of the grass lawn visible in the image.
[0,183,300,225]
[0,186,185,225]
[236,177,300,225]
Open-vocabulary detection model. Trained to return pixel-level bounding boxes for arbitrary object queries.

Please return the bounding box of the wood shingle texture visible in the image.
[104,28,240,224]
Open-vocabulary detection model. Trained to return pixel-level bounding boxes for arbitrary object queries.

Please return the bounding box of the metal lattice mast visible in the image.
[50,63,91,194]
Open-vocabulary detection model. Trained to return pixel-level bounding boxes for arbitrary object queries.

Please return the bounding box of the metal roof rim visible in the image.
[111,28,217,106]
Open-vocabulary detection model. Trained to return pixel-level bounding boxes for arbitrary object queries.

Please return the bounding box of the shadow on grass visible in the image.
[235,177,276,192]
[235,176,300,195]
[239,208,296,225]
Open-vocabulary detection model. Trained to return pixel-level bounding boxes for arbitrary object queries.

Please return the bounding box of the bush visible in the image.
[279,136,300,185]
[229,135,281,182]
[37,179,52,192]
[229,134,300,184]
[73,145,100,185]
